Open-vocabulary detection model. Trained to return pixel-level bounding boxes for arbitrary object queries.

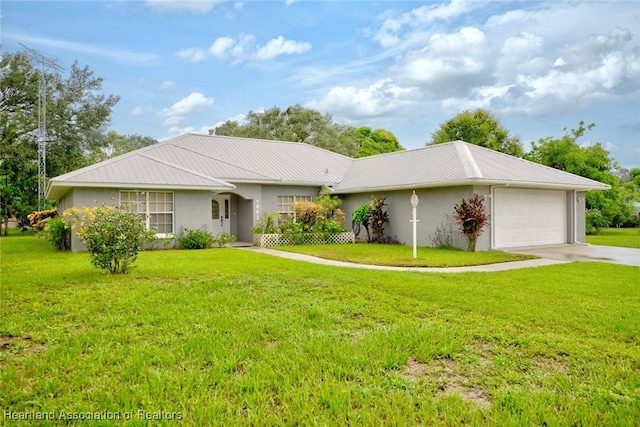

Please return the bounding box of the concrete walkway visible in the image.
[505,244,640,267]
[240,247,570,273]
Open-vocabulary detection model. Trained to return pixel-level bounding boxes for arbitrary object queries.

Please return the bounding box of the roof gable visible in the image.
[331,141,610,193]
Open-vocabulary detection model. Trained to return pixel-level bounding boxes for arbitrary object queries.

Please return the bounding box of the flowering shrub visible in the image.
[64,205,156,273]
[293,201,323,231]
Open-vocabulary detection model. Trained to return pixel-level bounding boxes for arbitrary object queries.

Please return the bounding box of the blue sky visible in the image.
[3,0,640,168]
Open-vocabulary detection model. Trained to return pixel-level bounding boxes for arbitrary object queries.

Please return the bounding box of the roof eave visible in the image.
[46,181,236,201]
[332,179,610,194]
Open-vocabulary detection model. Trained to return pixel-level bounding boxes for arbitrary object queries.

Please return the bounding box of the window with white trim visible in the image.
[120,191,174,235]
[277,195,313,222]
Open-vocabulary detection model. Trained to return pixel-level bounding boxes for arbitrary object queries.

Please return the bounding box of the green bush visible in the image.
[586,209,609,235]
[351,203,371,241]
[251,211,281,234]
[214,232,237,248]
[65,205,156,274]
[179,228,214,249]
[42,216,71,251]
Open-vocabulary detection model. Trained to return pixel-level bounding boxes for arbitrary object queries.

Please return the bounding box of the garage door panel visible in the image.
[494,188,566,248]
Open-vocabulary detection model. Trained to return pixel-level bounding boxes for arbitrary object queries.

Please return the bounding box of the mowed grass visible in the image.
[1,233,640,426]
[587,227,640,248]
[275,243,537,267]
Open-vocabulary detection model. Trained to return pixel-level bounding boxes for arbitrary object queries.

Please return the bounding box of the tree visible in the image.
[527,122,636,228]
[351,126,404,158]
[0,52,120,232]
[429,108,524,157]
[87,131,158,163]
[211,104,403,158]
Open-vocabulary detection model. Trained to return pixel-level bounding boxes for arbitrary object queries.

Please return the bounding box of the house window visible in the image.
[120,191,174,235]
[277,195,313,221]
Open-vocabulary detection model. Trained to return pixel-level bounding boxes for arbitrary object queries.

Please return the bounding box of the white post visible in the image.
[410,191,419,259]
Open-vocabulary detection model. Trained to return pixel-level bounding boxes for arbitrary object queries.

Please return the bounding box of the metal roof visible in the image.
[47,135,610,200]
[331,141,611,193]
[47,133,353,199]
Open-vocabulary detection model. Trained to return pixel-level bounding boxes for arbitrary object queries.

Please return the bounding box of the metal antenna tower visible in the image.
[19,43,64,210]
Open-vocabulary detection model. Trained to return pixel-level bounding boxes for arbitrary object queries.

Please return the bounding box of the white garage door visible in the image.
[494,188,567,248]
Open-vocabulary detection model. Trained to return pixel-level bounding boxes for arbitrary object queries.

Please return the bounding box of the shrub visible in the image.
[214,232,237,248]
[586,209,608,235]
[179,228,214,249]
[453,194,489,252]
[42,216,71,251]
[293,201,322,231]
[333,208,346,229]
[351,203,371,241]
[369,196,389,242]
[429,222,458,250]
[251,211,281,234]
[315,192,343,220]
[376,235,401,244]
[64,205,156,274]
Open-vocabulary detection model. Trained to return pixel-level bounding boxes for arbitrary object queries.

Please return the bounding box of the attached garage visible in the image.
[493,188,567,248]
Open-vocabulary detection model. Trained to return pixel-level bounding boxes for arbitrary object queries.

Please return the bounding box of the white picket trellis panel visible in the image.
[254,232,355,247]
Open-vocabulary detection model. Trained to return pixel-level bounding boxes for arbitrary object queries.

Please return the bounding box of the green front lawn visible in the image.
[275,243,537,267]
[2,234,639,425]
[586,227,640,248]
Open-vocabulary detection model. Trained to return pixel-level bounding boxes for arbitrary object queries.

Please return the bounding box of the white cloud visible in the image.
[176,47,208,62]
[395,27,491,95]
[307,79,419,120]
[496,32,550,83]
[161,81,175,90]
[145,0,223,14]
[130,106,151,116]
[209,36,240,60]
[179,34,311,63]
[4,31,157,65]
[363,2,640,119]
[374,0,480,48]
[255,36,311,60]
[159,92,214,126]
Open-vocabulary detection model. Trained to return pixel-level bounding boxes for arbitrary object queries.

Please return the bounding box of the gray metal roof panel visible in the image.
[466,143,610,188]
[167,134,353,183]
[332,141,610,192]
[48,154,234,191]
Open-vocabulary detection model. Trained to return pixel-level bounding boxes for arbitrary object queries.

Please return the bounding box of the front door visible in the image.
[211,195,230,236]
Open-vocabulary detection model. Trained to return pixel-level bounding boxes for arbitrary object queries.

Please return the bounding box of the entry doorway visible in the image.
[211,195,230,236]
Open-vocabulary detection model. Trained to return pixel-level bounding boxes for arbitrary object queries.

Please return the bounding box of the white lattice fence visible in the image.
[254,232,355,247]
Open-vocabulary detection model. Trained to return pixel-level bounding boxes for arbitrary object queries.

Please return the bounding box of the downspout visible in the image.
[573,190,578,244]
[490,185,496,250]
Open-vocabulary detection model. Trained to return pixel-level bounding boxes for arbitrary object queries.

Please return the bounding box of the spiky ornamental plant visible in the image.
[453,194,489,252]
[369,196,389,243]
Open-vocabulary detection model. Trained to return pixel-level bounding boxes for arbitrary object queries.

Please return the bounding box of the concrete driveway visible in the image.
[507,244,640,267]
